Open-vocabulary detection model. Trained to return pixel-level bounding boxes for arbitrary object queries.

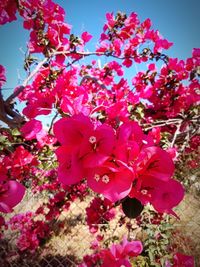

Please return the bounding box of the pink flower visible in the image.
[21,119,55,148]
[0,180,25,213]
[117,121,153,149]
[192,48,200,58]
[148,127,161,145]
[86,197,115,233]
[55,146,85,185]
[105,12,115,28]
[192,48,200,67]
[53,113,93,148]
[87,160,134,202]
[122,58,133,68]
[101,237,143,267]
[147,178,184,216]
[81,31,92,44]
[22,97,53,118]
[54,114,115,168]
[21,119,43,140]
[12,146,35,167]
[60,95,90,116]
[80,124,116,167]
[0,0,17,25]
[136,147,174,181]
[129,146,184,215]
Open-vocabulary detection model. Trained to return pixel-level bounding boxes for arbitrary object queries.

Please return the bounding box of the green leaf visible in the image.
[11,128,21,136]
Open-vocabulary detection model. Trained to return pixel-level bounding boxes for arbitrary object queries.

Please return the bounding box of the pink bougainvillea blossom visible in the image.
[54,113,93,148]
[80,124,116,167]
[12,145,35,167]
[55,146,85,186]
[0,0,17,25]
[100,237,143,267]
[21,119,43,140]
[144,178,184,217]
[0,65,6,87]
[86,197,116,233]
[81,31,93,44]
[136,146,175,181]
[21,119,56,148]
[0,180,25,213]
[87,160,134,202]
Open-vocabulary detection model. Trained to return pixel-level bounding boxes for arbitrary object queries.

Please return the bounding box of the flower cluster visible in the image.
[8,212,50,252]
[54,113,184,216]
[98,12,173,64]
[0,149,26,213]
[0,145,38,182]
[21,119,56,148]
[79,237,143,267]
[0,0,17,25]
[86,197,116,233]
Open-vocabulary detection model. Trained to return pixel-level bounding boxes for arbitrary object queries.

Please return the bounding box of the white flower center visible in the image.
[89,136,97,144]
[142,139,148,145]
[94,174,100,182]
[102,175,110,184]
[141,189,148,195]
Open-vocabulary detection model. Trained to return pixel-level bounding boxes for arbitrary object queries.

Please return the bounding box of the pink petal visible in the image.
[137,147,174,181]
[53,114,93,146]
[87,162,134,202]
[0,181,25,213]
[150,178,184,215]
[56,146,85,185]
[21,119,43,140]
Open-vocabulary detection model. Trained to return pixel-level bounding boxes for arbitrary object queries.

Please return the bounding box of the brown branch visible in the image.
[48,112,59,134]
[143,119,182,131]
[80,75,107,90]
[0,90,24,128]
[170,122,182,148]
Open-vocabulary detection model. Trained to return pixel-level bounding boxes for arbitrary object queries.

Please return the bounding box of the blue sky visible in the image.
[0,0,199,105]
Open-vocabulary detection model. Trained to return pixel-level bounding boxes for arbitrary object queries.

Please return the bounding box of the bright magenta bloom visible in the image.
[0,180,25,213]
[55,146,85,186]
[142,177,184,216]
[54,114,116,189]
[100,237,143,267]
[12,146,35,167]
[54,114,93,149]
[21,119,43,140]
[115,121,154,165]
[129,146,184,215]
[87,160,134,202]
[136,147,175,181]
[80,124,115,167]
[54,114,184,210]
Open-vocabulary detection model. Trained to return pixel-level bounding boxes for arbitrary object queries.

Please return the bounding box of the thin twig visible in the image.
[144,119,182,131]
[170,122,182,148]
[80,75,107,90]
[6,57,48,104]
[48,112,59,134]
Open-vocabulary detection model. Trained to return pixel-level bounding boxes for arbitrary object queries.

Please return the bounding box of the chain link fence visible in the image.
[1,175,200,267]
